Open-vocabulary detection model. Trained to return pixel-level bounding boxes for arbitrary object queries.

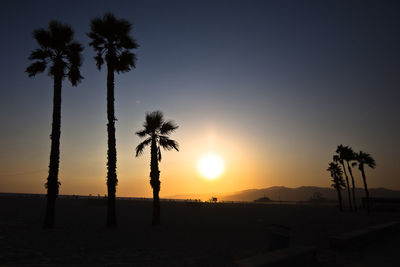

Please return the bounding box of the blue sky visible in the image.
[0,0,399,196]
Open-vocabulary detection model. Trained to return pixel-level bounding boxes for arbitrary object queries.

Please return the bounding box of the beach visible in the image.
[0,195,399,266]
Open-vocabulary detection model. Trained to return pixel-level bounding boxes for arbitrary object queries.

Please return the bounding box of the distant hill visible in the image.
[221,186,400,202]
[167,186,400,202]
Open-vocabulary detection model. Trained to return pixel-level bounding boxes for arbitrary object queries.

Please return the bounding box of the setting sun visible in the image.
[197,153,225,179]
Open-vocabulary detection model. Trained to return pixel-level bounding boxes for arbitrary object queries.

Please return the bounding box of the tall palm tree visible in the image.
[334,145,357,210]
[327,162,346,211]
[26,21,83,228]
[333,153,352,211]
[88,13,138,227]
[135,111,179,225]
[352,151,376,212]
[337,145,358,211]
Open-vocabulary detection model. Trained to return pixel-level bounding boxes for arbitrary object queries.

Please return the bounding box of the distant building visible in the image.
[208,197,218,203]
[254,196,272,203]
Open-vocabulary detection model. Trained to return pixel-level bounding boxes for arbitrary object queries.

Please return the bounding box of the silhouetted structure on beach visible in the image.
[254,195,272,203]
[353,151,376,212]
[327,162,346,211]
[88,13,138,227]
[135,111,179,225]
[26,21,83,228]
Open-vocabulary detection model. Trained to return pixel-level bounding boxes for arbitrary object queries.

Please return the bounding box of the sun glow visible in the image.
[197,153,225,179]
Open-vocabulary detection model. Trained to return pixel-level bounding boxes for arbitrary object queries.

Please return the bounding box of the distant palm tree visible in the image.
[352,151,376,212]
[338,145,358,210]
[26,21,83,228]
[88,13,138,227]
[333,153,352,211]
[335,145,358,211]
[327,162,346,211]
[135,111,179,225]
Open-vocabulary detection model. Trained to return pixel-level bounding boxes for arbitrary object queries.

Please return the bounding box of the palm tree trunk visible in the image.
[150,137,160,225]
[360,165,370,212]
[347,162,357,211]
[341,163,353,211]
[336,189,343,212]
[43,73,62,229]
[106,63,117,228]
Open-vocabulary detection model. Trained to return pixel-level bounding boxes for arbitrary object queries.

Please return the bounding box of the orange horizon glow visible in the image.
[0,124,397,198]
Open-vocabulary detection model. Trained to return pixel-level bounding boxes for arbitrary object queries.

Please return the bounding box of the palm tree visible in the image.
[88,13,138,227]
[335,145,358,211]
[337,145,358,210]
[333,153,352,211]
[352,151,376,212]
[327,162,346,211]
[26,21,83,228]
[135,111,179,225]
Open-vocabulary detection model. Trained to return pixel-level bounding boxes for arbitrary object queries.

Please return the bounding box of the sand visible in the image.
[0,196,399,266]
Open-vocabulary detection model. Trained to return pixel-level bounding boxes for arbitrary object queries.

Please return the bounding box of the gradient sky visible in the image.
[0,0,399,198]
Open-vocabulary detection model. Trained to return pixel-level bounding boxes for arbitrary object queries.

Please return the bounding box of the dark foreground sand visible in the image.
[0,196,399,266]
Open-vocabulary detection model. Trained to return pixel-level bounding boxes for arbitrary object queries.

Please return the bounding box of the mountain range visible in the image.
[167,186,400,202]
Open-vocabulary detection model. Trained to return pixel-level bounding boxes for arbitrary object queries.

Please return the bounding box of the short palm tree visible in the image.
[88,13,138,227]
[26,21,83,228]
[135,111,179,225]
[333,153,352,211]
[352,151,376,212]
[327,162,346,211]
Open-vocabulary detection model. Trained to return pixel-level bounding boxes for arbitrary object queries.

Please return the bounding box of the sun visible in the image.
[197,153,225,179]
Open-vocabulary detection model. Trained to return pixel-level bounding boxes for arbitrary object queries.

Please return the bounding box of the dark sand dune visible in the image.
[0,196,399,265]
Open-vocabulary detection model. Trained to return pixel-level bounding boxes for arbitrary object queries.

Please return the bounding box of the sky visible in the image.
[0,0,399,198]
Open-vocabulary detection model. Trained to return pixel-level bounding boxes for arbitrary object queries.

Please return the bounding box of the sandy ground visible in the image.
[0,196,399,266]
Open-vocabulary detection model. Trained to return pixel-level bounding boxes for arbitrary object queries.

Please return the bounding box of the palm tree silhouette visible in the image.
[333,152,352,211]
[352,151,376,212]
[88,13,138,227]
[135,111,179,225]
[327,162,346,211]
[337,145,358,211]
[26,21,83,228]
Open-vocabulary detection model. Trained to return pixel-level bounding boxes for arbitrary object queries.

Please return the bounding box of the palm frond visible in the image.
[135,111,179,162]
[115,51,136,73]
[135,129,148,138]
[118,34,139,50]
[359,151,376,169]
[336,144,357,161]
[48,20,73,50]
[28,20,83,85]
[327,162,345,190]
[66,42,83,66]
[26,61,47,77]
[160,121,179,135]
[67,66,83,86]
[135,138,152,157]
[159,136,179,151]
[88,12,138,70]
[28,49,50,61]
[87,31,105,52]
[145,111,164,133]
[94,53,104,70]
[33,28,51,48]
[333,154,342,164]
